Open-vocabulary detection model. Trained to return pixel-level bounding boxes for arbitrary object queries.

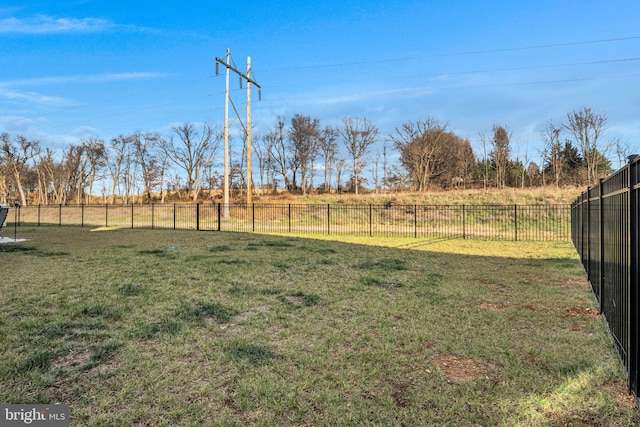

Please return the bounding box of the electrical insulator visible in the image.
[258,89,262,101]
[215,62,219,76]
[239,77,242,89]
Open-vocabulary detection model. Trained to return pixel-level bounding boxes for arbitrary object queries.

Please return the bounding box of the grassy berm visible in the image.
[0,226,637,426]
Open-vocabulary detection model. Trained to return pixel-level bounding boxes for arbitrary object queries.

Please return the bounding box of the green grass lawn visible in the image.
[0,226,637,426]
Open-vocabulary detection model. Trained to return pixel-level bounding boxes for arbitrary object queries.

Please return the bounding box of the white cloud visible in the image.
[0,15,115,34]
[0,115,42,132]
[0,72,169,88]
[71,126,102,138]
[0,89,72,105]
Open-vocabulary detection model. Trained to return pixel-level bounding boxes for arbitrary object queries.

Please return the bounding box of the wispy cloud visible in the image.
[0,72,169,87]
[0,15,115,34]
[0,88,72,105]
[312,86,437,105]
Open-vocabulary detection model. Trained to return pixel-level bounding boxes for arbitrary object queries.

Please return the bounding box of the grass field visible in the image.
[0,226,637,426]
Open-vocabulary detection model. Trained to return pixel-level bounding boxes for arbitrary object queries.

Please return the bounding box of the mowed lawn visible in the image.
[0,226,637,426]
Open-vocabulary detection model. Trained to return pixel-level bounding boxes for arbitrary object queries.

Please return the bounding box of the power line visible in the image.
[2,35,638,138]
[258,72,640,106]
[261,35,640,72]
[263,56,640,90]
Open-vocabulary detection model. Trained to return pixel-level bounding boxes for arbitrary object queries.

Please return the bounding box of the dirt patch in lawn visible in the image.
[563,306,600,318]
[391,378,414,408]
[432,354,496,384]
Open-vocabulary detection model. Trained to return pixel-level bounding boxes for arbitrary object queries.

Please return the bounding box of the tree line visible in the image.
[0,106,621,205]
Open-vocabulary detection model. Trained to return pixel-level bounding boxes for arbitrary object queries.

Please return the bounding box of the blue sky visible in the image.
[1,0,639,169]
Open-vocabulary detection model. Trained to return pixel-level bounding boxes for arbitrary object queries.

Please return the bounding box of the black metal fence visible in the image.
[12,203,570,241]
[571,156,640,404]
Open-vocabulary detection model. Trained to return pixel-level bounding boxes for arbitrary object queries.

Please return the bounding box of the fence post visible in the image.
[217,203,221,231]
[196,203,200,231]
[586,187,600,280]
[59,204,62,226]
[38,204,41,227]
[583,192,588,267]
[514,204,518,242]
[152,204,155,230]
[629,158,639,395]
[327,204,330,235]
[288,204,291,233]
[599,179,605,314]
[173,204,176,230]
[131,202,134,229]
[462,205,466,239]
[414,204,417,238]
[252,203,255,232]
[369,204,373,237]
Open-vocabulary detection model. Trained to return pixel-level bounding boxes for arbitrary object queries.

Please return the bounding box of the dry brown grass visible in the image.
[249,186,583,206]
[83,186,584,207]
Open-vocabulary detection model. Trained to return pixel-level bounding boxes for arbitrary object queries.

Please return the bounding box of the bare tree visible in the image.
[382,140,391,192]
[267,117,290,191]
[256,132,276,193]
[490,125,512,188]
[318,125,338,193]
[0,166,7,205]
[564,107,609,185]
[33,151,48,205]
[35,144,88,205]
[289,114,320,195]
[106,135,132,204]
[479,131,490,190]
[339,117,378,194]
[1,133,40,205]
[63,144,87,204]
[335,159,346,193]
[539,121,563,187]
[615,139,633,169]
[390,117,473,191]
[36,148,59,205]
[527,162,540,187]
[235,128,248,195]
[131,132,163,203]
[81,138,106,203]
[371,152,380,193]
[158,123,221,202]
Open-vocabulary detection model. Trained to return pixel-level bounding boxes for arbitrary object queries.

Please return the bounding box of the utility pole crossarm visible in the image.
[215,57,262,88]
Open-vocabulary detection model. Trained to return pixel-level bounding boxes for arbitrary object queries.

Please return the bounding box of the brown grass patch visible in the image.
[604,382,638,409]
[480,302,504,311]
[563,306,600,318]
[564,278,589,287]
[432,354,496,384]
[50,350,91,371]
[231,305,270,323]
[283,295,305,306]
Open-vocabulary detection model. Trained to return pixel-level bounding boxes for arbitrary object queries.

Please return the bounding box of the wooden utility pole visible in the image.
[247,57,253,204]
[222,49,230,219]
[215,50,261,212]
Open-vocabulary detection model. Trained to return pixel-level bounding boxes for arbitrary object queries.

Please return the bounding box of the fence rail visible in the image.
[571,156,640,405]
[12,203,570,241]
